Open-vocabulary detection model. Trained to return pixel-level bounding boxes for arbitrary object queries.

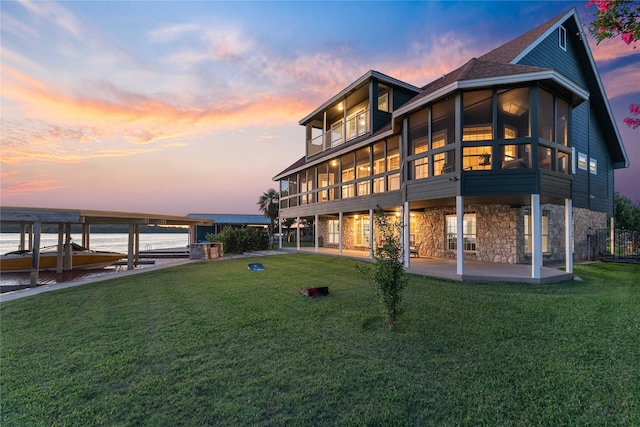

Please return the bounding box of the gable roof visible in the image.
[481,8,628,168]
[478,10,571,64]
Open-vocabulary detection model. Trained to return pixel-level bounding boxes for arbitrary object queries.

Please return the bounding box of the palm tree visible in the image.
[257,188,279,249]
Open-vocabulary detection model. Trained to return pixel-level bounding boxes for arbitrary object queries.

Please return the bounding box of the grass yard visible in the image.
[1,254,639,426]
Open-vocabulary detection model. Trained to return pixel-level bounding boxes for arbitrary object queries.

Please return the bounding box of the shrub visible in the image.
[206,227,269,253]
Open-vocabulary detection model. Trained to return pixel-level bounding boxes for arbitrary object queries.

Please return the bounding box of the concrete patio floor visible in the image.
[281,247,574,284]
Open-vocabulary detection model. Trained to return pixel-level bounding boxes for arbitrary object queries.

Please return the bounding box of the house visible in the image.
[272,9,629,280]
[187,214,270,242]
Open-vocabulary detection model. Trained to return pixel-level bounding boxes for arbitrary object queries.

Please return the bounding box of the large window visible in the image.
[354,216,370,247]
[410,109,429,153]
[432,98,455,148]
[538,89,555,142]
[501,144,531,169]
[463,90,493,141]
[497,88,530,139]
[463,146,492,171]
[538,146,552,170]
[413,157,429,179]
[524,209,549,253]
[388,174,400,191]
[433,150,455,176]
[446,213,477,251]
[373,141,385,175]
[346,109,369,140]
[387,137,400,171]
[356,147,370,179]
[556,97,569,146]
[341,153,354,183]
[328,219,340,244]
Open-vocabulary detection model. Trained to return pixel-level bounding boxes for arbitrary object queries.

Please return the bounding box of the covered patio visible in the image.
[281,247,573,285]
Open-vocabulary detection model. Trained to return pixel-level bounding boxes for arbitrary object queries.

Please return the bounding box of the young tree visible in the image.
[586,0,640,129]
[257,188,279,249]
[359,207,408,330]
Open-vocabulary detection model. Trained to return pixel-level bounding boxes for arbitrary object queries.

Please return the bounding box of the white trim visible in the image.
[531,194,542,279]
[456,196,464,275]
[512,10,575,63]
[559,25,567,51]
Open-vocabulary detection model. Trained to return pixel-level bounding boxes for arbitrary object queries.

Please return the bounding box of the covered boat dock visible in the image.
[0,207,212,286]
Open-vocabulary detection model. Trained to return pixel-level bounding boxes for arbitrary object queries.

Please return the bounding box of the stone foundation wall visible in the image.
[411,205,519,262]
[573,207,607,260]
[314,204,607,263]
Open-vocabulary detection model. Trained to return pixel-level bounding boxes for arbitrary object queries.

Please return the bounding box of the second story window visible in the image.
[378,93,389,112]
[432,98,455,148]
[463,90,493,141]
[498,87,530,139]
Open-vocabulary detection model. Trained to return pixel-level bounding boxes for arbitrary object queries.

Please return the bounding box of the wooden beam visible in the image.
[30,222,41,287]
[56,224,64,273]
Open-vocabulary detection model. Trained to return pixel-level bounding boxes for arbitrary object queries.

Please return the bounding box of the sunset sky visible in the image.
[1,1,638,216]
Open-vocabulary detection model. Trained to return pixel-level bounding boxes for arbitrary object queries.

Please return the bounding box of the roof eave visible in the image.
[393,70,589,118]
[298,71,421,126]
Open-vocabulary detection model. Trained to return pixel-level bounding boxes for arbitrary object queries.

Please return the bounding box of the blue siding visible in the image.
[519,24,613,215]
[519,27,588,88]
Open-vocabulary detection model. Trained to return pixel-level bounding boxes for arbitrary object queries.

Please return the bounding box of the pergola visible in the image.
[0,206,213,286]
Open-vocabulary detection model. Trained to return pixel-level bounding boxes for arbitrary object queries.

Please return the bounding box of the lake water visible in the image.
[1,233,189,254]
[1,233,190,290]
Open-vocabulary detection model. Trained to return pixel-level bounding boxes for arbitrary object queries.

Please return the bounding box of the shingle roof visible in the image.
[478,9,570,64]
[409,58,549,105]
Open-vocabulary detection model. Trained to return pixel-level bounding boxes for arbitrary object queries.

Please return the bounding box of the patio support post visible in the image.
[56,223,64,273]
[456,196,464,276]
[369,209,374,260]
[404,202,410,268]
[296,216,301,251]
[565,199,573,274]
[278,215,283,249]
[338,212,343,256]
[531,194,542,279]
[19,224,27,250]
[29,221,42,287]
[315,214,319,253]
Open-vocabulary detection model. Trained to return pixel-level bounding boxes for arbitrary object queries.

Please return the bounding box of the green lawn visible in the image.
[1,254,639,426]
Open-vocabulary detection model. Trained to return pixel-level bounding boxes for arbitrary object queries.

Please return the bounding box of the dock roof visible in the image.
[0,207,213,226]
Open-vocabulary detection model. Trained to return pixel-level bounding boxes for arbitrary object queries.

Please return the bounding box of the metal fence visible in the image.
[595,229,640,261]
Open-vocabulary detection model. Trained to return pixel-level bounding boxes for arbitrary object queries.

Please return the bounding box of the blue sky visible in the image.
[1,1,638,215]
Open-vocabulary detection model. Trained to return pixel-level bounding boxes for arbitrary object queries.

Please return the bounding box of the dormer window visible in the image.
[378,93,389,112]
[559,25,567,51]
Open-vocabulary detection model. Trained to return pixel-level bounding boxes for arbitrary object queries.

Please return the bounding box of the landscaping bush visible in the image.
[206,227,269,253]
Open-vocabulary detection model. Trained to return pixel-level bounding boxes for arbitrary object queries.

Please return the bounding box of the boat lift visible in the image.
[0,207,212,287]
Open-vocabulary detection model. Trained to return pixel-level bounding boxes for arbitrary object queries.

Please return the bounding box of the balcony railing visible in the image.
[307,109,370,157]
